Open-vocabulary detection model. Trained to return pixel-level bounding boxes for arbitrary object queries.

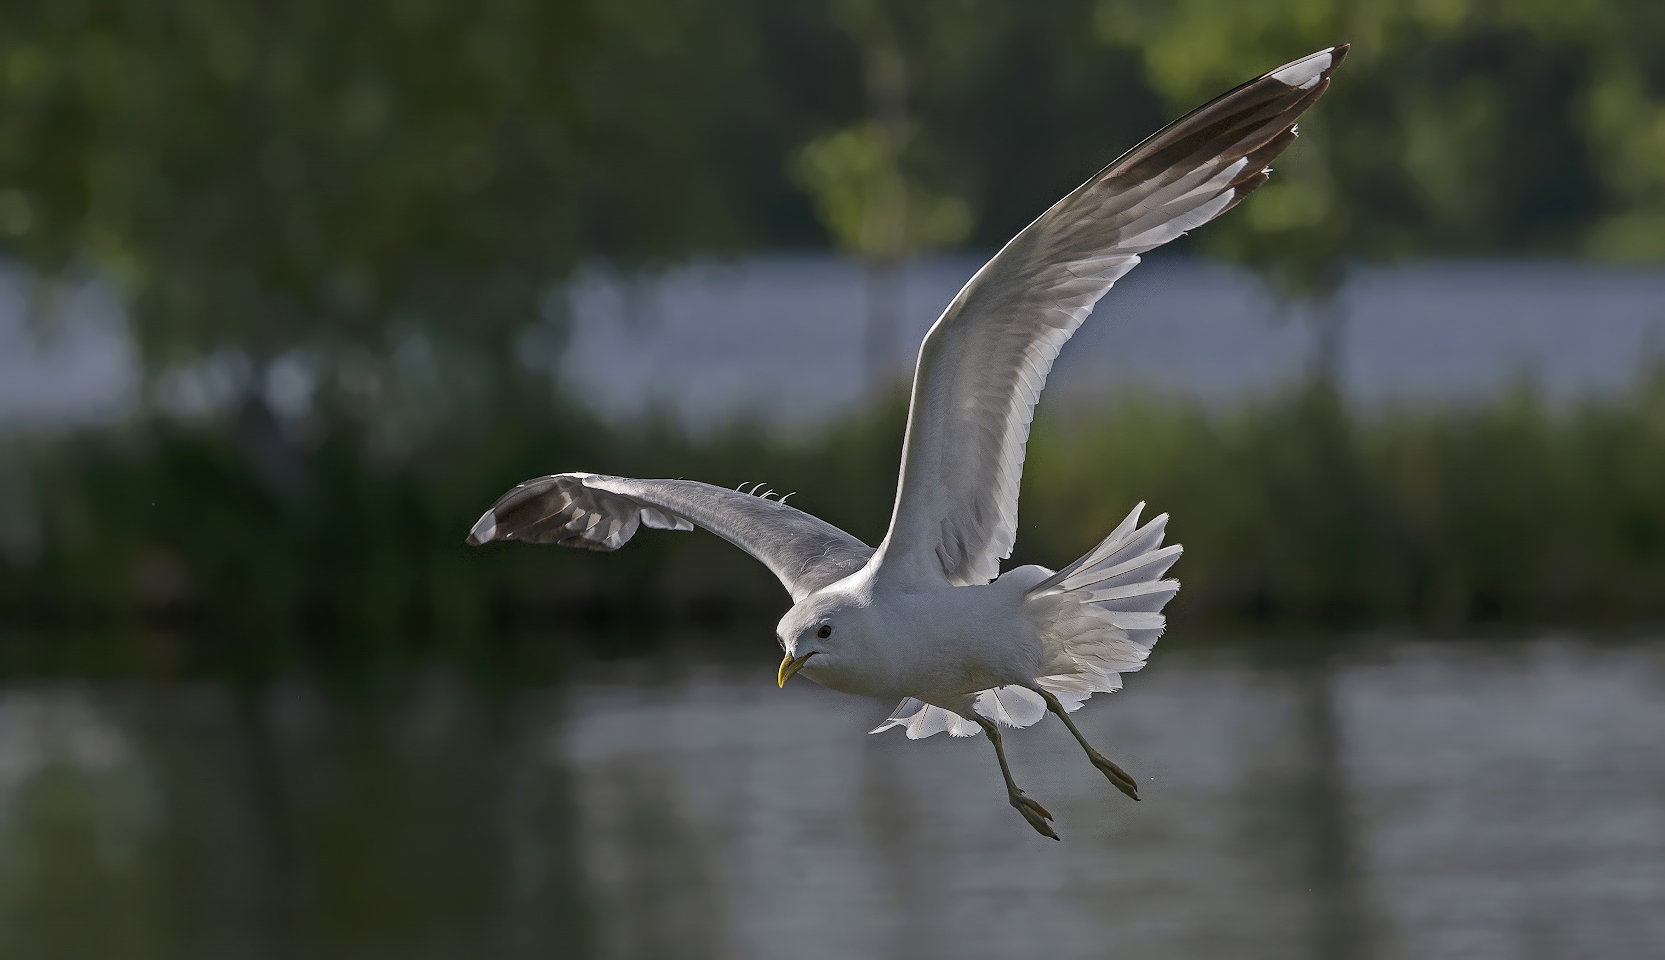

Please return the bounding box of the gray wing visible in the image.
[466,473,874,602]
[879,46,1346,587]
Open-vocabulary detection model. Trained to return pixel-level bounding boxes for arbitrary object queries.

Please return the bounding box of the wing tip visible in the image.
[465,510,498,546]
[1268,43,1349,91]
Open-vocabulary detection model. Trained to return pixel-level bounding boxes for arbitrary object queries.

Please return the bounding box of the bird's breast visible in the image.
[838,583,1038,700]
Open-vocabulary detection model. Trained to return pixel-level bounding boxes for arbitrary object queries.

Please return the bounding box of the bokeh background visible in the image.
[3,2,1665,958]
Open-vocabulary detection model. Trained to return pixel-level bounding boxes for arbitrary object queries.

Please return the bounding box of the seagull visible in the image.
[468,46,1347,839]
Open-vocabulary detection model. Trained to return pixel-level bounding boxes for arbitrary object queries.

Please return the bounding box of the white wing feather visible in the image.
[879,46,1347,586]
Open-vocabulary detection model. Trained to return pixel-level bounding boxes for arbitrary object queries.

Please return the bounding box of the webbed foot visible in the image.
[974,712,1064,840]
[1089,750,1140,801]
[1010,790,1060,840]
[1035,687,1142,803]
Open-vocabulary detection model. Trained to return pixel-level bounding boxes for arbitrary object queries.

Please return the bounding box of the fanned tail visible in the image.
[1025,502,1181,711]
[1029,501,1181,612]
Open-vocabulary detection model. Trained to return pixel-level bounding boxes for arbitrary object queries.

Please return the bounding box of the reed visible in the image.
[5,373,1664,679]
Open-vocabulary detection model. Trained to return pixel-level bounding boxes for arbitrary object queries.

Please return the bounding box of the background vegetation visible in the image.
[7,372,1665,683]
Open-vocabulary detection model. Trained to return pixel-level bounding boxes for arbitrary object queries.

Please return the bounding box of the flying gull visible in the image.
[469,46,1347,839]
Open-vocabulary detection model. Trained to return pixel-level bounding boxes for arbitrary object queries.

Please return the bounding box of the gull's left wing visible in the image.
[467,473,874,602]
[878,46,1347,586]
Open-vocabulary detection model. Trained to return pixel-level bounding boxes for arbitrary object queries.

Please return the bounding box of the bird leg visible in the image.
[971,714,1059,841]
[1036,688,1140,801]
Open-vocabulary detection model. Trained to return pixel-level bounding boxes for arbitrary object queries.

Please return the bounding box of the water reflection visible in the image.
[1,638,1661,959]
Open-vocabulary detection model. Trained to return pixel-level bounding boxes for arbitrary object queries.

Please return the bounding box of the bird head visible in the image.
[774,589,871,689]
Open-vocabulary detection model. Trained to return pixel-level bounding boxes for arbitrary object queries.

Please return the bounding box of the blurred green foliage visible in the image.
[1023,378,1665,631]
[7,373,1665,681]
[0,0,1165,376]
[0,0,772,367]
[1101,0,1665,288]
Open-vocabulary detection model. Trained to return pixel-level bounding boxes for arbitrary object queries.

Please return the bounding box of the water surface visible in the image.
[2,637,1662,959]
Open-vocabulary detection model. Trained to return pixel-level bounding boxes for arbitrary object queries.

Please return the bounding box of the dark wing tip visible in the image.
[1106,44,1348,187]
[1219,170,1270,215]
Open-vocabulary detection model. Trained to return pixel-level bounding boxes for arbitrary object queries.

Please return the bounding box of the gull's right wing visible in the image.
[467,473,874,602]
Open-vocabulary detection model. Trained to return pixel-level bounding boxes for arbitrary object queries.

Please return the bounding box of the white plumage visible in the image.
[470,46,1347,839]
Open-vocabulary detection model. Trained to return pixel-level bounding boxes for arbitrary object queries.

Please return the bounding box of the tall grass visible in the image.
[1022,380,1665,632]
[4,374,1664,680]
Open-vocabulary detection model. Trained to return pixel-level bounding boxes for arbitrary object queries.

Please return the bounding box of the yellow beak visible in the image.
[778,652,815,688]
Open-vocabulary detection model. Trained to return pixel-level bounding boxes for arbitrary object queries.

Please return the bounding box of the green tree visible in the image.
[1092,0,1665,381]
[0,0,761,398]
[792,0,972,390]
[1099,0,1665,273]
[789,0,1168,390]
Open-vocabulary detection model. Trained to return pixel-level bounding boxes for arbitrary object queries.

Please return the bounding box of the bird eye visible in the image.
[816,624,832,639]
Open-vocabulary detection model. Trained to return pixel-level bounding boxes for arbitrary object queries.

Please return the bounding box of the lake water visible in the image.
[555,257,1665,429]
[2,636,1662,959]
[9,257,1665,435]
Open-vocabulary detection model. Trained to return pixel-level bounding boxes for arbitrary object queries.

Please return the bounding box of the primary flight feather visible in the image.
[469,46,1347,839]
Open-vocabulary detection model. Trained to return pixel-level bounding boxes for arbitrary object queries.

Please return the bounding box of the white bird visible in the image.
[469,46,1347,839]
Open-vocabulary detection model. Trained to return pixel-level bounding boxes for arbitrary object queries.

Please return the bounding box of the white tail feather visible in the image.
[1027,503,1181,706]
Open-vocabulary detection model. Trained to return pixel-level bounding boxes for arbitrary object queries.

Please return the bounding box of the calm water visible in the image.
[555,257,1665,428]
[2,637,1663,959]
[10,258,1665,434]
